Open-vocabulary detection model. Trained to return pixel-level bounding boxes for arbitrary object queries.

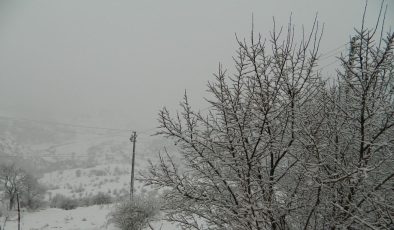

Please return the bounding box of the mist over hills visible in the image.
[0,118,174,175]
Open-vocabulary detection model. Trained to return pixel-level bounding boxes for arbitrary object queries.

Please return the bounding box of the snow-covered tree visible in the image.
[142,4,393,230]
[143,16,323,229]
[0,164,25,210]
[301,6,394,228]
[20,173,46,210]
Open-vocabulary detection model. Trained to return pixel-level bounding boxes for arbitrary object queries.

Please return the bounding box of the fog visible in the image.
[0,0,392,131]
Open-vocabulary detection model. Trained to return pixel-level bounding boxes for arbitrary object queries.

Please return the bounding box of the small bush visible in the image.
[120,188,128,195]
[48,184,60,190]
[50,194,79,210]
[72,184,84,193]
[75,169,82,177]
[90,192,112,205]
[108,195,160,230]
[89,169,107,177]
[113,166,123,176]
[66,183,72,190]
[79,197,91,207]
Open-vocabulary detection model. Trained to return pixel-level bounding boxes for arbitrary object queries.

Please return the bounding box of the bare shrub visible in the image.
[75,169,82,177]
[89,169,107,177]
[108,195,160,230]
[90,192,112,205]
[50,194,78,210]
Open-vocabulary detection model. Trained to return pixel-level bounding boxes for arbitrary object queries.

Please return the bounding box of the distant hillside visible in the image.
[0,118,76,146]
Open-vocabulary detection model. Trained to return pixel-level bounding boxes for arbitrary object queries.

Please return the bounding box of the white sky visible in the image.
[0,0,392,131]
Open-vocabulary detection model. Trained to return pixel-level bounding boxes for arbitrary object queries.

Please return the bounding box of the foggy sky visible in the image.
[0,0,392,131]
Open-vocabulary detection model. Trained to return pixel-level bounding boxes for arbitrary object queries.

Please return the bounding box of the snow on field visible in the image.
[4,205,113,230]
[40,164,140,199]
[3,204,178,230]
[40,161,163,203]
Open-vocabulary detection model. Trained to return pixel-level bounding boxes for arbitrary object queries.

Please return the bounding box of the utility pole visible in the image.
[129,131,137,201]
[17,192,20,230]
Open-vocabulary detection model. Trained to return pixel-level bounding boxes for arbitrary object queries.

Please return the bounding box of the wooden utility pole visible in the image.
[129,131,137,201]
[17,192,20,230]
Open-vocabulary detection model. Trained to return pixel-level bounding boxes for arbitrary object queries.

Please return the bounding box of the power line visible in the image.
[319,42,349,60]
[0,152,132,159]
[0,154,90,158]
[0,115,131,132]
[137,127,157,136]
[314,43,349,72]
[320,50,343,61]
[317,59,341,72]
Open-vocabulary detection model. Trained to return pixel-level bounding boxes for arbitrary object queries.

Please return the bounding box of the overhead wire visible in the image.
[318,42,349,60]
[137,127,157,136]
[317,59,342,72]
[0,115,131,133]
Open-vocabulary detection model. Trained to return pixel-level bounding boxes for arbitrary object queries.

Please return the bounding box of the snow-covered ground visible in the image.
[3,204,177,230]
[40,164,141,199]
